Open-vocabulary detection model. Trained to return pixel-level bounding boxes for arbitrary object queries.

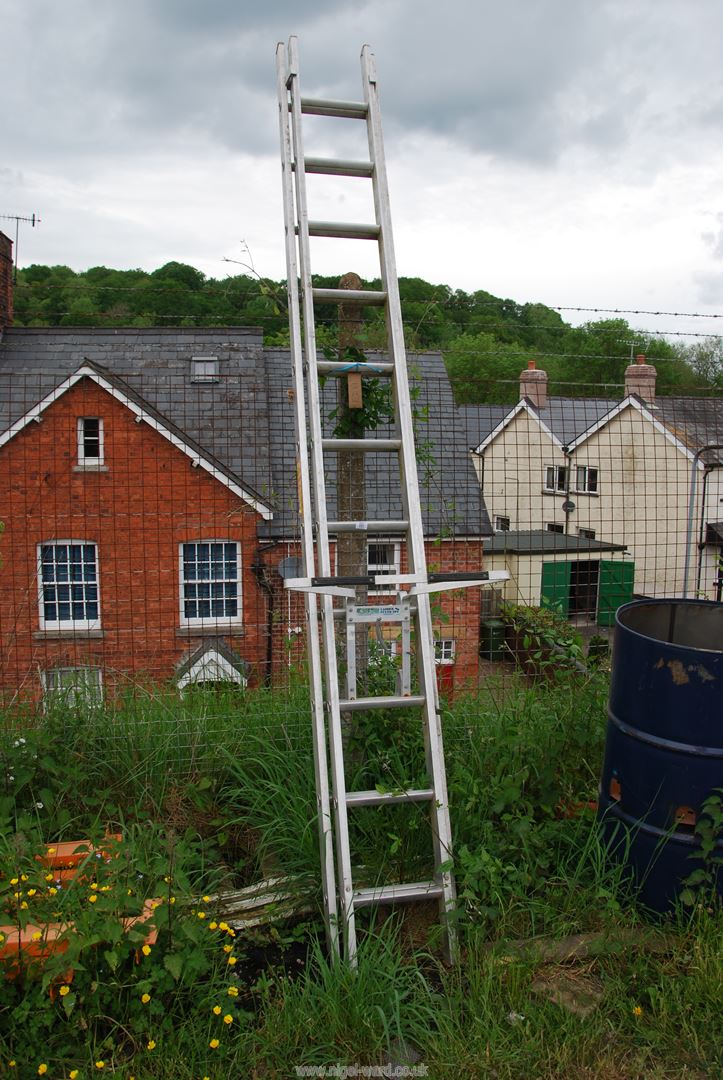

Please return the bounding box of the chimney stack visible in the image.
[624,353,656,404]
[519,359,548,409]
[0,232,13,330]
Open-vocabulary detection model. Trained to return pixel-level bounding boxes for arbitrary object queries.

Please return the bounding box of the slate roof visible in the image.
[0,326,491,539]
[466,392,723,461]
[484,530,628,556]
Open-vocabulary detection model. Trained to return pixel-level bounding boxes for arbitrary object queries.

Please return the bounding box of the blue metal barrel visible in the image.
[598,599,723,913]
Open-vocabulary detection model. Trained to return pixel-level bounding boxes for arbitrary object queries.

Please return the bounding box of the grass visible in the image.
[0,669,720,1078]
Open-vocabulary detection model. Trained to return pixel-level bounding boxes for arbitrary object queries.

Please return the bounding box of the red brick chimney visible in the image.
[0,232,13,329]
[519,359,548,408]
[624,353,656,404]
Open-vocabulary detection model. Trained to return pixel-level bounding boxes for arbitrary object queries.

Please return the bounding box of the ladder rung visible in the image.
[327,519,408,533]
[346,788,435,808]
[428,571,489,583]
[303,157,373,178]
[307,221,380,240]
[300,96,368,119]
[317,360,393,376]
[312,288,387,306]
[339,695,425,712]
[353,881,444,908]
[322,438,401,452]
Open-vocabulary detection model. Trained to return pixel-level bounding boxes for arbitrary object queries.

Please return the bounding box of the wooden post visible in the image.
[336,272,368,695]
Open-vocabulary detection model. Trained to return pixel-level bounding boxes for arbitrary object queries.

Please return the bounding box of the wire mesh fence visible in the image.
[0,329,721,744]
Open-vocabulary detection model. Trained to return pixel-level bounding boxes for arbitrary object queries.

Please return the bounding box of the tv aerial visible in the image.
[0,213,41,282]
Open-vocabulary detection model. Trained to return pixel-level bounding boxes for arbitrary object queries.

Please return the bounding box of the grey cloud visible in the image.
[6,0,723,183]
[694,270,723,307]
[701,215,723,261]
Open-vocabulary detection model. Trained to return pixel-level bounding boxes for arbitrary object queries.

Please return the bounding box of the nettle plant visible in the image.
[0,828,247,1073]
[500,602,585,670]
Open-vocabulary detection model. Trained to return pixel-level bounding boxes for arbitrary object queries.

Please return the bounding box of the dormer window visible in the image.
[191,356,219,383]
[77,417,104,466]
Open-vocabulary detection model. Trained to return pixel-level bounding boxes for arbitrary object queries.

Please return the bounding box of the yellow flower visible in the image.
[59,985,70,997]
[95,1062,105,1070]
[100,885,111,892]
[227,955,237,966]
[20,874,28,882]
[70,1072,79,1079]
[47,848,56,855]
[169,896,176,905]
[223,1014,233,1025]
[202,895,211,903]
[45,873,54,882]
[88,894,98,904]
[223,944,233,954]
[38,1066,48,1076]
[213,1005,222,1015]
[197,911,206,920]
[141,944,152,956]
[9,1061,16,1068]
[48,887,57,896]
[10,877,18,885]
[209,1039,220,1049]
[31,931,42,941]
[633,1005,643,1018]
[218,921,229,932]
[146,1040,156,1051]
[20,901,28,910]
[141,992,151,1004]
[209,921,218,930]
[90,882,98,891]
[227,986,239,997]
[27,888,37,897]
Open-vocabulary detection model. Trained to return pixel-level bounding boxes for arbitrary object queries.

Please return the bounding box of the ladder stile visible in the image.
[361,42,457,960]
[276,41,339,959]
[285,35,359,962]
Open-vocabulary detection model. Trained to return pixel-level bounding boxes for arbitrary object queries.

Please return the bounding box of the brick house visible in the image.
[0,235,492,705]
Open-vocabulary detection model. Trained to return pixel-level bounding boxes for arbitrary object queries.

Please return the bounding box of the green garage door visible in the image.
[597,560,635,627]
[540,561,571,615]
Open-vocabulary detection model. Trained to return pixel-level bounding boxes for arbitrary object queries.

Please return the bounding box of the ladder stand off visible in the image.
[277,35,509,966]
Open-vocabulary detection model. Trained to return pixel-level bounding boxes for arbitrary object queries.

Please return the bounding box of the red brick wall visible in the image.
[0,378,269,702]
[0,232,13,329]
[262,537,485,694]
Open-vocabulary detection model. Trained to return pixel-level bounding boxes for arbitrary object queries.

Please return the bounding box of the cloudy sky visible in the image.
[3,0,723,338]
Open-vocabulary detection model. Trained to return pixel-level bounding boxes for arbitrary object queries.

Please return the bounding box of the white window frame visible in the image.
[367,541,401,595]
[191,356,220,383]
[77,417,104,466]
[494,515,511,532]
[574,465,599,494]
[435,639,456,665]
[38,542,101,631]
[179,540,242,628]
[544,465,567,493]
[42,667,103,707]
[578,527,596,540]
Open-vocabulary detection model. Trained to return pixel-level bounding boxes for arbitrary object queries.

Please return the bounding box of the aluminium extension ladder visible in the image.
[276,36,503,964]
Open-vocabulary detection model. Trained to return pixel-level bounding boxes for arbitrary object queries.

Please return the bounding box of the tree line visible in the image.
[12,261,722,403]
